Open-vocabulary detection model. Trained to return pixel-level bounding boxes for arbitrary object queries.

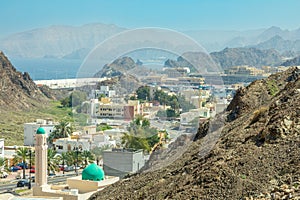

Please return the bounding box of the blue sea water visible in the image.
[10,58,83,80]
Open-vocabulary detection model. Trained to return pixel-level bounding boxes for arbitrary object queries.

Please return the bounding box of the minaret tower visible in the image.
[33,127,48,192]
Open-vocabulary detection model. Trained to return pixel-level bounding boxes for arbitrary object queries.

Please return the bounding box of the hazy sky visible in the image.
[1,0,299,38]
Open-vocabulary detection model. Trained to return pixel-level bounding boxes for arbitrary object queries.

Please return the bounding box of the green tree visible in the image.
[70,91,87,107]
[136,86,150,101]
[59,152,69,174]
[13,147,29,179]
[81,150,95,168]
[0,157,9,176]
[47,149,60,175]
[166,108,177,118]
[91,145,111,165]
[49,119,73,143]
[141,118,150,128]
[66,150,82,175]
[121,133,150,152]
[60,96,71,107]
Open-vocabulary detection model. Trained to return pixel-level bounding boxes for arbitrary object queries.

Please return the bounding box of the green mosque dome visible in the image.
[36,127,46,134]
[82,163,105,181]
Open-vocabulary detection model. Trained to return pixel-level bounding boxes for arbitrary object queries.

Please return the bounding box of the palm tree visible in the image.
[81,150,95,168]
[58,152,69,174]
[48,119,73,145]
[66,150,82,175]
[121,133,150,152]
[14,147,29,179]
[47,149,60,175]
[0,157,9,176]
[54,119,73,138]
[91,145,111,165]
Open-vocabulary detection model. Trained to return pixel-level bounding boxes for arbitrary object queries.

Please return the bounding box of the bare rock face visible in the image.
[89,67,300,200]
[0,51,49,109]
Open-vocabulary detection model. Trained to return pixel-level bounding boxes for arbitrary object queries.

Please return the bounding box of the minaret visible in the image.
[34,127,48,187]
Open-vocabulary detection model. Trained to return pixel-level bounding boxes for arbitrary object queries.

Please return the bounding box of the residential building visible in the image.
[24,119,55,146]
[53,138,91,153]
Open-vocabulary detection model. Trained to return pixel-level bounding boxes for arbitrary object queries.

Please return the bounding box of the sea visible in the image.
[10,58,83,80]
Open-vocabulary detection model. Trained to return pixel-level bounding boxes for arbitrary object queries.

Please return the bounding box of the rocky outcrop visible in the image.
[89,67,300,200]
[94,57,138,78]
[0,51,49,109]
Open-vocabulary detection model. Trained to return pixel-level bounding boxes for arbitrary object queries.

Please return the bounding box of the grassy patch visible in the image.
[267,80,279,96]
[15,188,29,194]
[0,101,72,146]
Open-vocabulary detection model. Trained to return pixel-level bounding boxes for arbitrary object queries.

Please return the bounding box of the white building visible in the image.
[180,108,211,126]
[24,119,55,146]
[53,138,91,154]
[0,139,4,159]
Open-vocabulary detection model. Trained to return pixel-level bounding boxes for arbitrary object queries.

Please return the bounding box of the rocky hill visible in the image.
[210,47,283,69]
[89,67,300,200]
[94,57,142,94]
[0,51,50,109]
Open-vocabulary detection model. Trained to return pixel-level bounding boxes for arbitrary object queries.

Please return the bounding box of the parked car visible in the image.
[30,168,35,173]
[30,176,35,182]
[0,172,8,178]
[11,166,21,172]
[17,163,28,169]
[17,179,30,187]
[48,172,56,177]
[63,166,74,172]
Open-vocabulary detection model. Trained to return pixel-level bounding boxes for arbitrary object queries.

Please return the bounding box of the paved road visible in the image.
[0,173,77,193]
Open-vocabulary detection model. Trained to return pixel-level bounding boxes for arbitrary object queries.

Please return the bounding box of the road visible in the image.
[0,173,78,193]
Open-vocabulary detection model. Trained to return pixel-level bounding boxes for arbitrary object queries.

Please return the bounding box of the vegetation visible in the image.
[0,101,72,146]
[47,149,60,175]
[136,86,150,101]
[60,90,87,108]
[0,157,9,175]
[121,116,160,152]
[91,145,111,165]
[267,80,279,96]
[96,124,113,132]
[48,118,74,145]
[81,150,95,168]
[13,147,29,179]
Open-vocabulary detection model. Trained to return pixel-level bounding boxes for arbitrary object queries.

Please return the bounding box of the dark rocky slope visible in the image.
[0,51,52,109]
[89,67,300,200]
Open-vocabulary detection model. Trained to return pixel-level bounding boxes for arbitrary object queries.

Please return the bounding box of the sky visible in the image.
[1,0,299,38]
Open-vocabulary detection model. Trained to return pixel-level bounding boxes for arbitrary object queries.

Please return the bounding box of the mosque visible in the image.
[31,127,119,200]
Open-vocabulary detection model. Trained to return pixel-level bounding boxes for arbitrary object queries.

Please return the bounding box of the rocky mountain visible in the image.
[281,55,300,66]
[0,23,126,59]
[166,47,284,71]
[1,24,300,60]
[94,57,138,78]
[251,35,300,53]
[89,67,300,199]
[0,51,50,109]
[94,57,142,94]
[210,47,283,69]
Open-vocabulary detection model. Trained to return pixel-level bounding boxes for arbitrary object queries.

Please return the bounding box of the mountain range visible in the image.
[1,24,300,60]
